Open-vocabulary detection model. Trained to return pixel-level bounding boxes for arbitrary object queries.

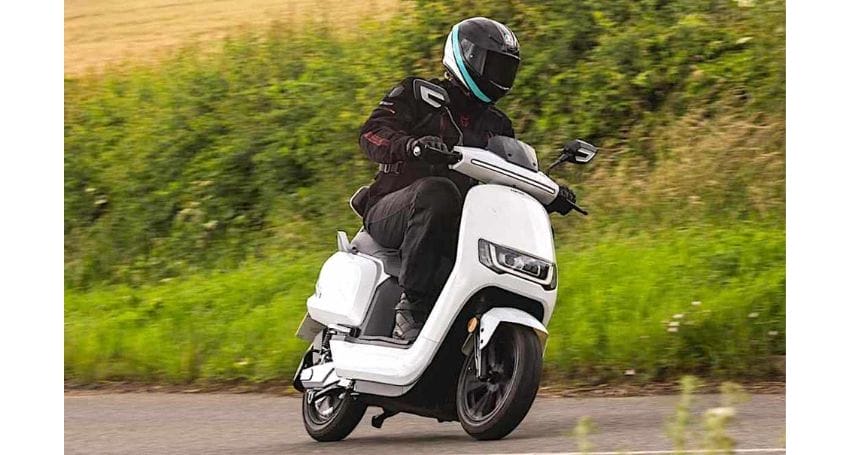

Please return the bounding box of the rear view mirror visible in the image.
[412,79,450,109]
[562,139,597,164]
[546,139,598,173]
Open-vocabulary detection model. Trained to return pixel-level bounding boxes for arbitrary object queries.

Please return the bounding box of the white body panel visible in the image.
[451,146,560,205]
[478,307,548,349]
[306,252,381,327]
[331,184,557,386]
[299,362,339,389]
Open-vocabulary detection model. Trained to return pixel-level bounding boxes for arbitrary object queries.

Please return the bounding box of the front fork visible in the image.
[467,315,489,380]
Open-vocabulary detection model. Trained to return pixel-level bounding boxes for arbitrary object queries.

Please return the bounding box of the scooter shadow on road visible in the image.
[328,428,551,445]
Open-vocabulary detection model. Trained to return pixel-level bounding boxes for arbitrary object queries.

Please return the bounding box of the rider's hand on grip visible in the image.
[407,135,453,165]
[545,186,577,215]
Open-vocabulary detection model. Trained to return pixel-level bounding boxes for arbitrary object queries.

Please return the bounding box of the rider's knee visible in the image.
[413,177,462,214]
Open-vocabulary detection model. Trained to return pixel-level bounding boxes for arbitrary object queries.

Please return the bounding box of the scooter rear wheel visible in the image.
[456,324,542,440]
[302,388,367,442]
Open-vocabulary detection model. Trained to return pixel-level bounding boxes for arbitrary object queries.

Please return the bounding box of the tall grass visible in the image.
[547,224,785,381]
[65,255,321,383]
[65,224,784,384]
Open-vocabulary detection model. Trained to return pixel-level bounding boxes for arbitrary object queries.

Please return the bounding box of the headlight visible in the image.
[478,239,557,290]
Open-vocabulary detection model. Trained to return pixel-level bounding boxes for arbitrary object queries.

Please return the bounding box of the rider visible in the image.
[357,17,576,341]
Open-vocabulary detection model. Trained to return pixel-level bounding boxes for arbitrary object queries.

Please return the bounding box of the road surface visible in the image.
[65,393,784,454]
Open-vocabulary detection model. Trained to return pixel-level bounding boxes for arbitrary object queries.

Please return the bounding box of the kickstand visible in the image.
[371,409,399,429]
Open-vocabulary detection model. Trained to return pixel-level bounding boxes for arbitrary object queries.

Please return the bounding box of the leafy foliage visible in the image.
[64,0,785,287]
[64,0,785,384]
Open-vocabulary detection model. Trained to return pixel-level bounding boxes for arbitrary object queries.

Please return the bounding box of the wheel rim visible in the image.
[458,331,519,423]
[305,389,344,425]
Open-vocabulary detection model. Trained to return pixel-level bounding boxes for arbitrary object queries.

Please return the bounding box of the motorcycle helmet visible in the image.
[442,17,521,104]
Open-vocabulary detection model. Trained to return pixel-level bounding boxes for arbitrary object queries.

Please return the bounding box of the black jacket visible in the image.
[358,77,515,214]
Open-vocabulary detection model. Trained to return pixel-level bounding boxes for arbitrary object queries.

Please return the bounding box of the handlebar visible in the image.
[568,199,588,216]
[425,145,587,216]
[413,144,462,164]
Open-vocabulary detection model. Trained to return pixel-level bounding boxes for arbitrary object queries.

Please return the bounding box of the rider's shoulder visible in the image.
[385,76,433,98]
[401,76,442,85]
[486,104,513,123]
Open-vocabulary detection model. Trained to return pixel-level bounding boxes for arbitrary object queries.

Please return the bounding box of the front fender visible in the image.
[462,307,549,355]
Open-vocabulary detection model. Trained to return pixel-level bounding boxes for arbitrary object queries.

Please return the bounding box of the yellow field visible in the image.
[64,0,401,75]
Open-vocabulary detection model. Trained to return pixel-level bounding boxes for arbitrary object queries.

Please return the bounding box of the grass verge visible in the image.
[65,223,784,385]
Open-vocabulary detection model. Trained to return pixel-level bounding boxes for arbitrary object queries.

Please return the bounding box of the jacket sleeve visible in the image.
[359,78,418,164]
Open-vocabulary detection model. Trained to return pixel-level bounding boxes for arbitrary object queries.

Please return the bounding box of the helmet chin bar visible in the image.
[443,71,491,107]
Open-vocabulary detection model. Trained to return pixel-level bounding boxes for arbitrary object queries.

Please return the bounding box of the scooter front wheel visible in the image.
[302,388,367,442]
[456,324,542,440]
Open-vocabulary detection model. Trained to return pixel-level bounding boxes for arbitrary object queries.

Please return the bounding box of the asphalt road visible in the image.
[65,393,785,454]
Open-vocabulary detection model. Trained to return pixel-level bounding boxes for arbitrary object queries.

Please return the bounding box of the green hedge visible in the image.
[64,0,785,288]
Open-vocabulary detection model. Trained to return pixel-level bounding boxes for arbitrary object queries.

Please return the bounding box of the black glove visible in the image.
[407,136,452,164]
[546,186,577,215]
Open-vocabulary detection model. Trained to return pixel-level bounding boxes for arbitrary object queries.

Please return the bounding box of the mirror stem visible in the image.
[546,155,568,174]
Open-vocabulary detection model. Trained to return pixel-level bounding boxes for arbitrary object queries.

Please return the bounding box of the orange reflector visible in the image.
[467,317,478,333]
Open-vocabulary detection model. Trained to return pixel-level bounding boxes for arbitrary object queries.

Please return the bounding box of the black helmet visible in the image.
[442,17,521,104]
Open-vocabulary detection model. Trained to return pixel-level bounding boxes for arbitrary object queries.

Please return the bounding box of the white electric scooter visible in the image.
[293,80,597,441]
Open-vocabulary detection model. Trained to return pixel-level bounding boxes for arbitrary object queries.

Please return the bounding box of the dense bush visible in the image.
[64,0,784,287]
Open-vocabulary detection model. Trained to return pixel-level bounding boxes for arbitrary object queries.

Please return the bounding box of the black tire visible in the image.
[456,324,542,440]
[302,389,367,442]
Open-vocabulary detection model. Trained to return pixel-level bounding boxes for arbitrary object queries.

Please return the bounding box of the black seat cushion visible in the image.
[351,230,401,277]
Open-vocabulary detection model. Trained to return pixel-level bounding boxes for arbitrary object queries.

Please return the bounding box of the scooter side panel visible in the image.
[330,336,439,390]
[331,185,557,388]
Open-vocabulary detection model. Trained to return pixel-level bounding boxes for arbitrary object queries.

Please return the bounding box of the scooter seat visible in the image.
[351,230,401,277]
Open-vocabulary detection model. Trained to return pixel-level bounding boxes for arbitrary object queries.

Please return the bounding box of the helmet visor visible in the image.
[459,38,487,74]
[482,51,520,89]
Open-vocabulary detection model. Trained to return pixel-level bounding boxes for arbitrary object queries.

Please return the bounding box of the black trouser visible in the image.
[364,177,463,306]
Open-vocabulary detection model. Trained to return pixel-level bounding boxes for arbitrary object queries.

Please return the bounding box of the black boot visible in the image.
[392,292,432,341]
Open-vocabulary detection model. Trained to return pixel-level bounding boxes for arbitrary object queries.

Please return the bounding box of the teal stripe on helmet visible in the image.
[451,25,492,103]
